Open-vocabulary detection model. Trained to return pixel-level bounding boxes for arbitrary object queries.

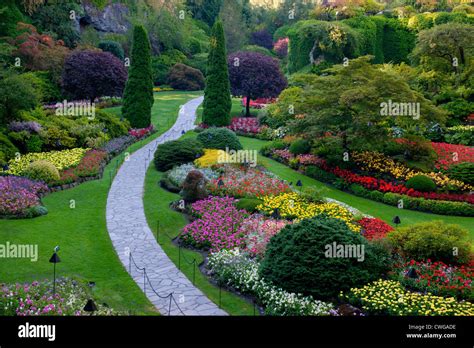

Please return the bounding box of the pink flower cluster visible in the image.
[0,176,48,216]
[228,117,261,134]
[273,149,294,161]
[129,125,154,139]
[208,166,291,198]
[431,142,474,170]
[296,154,321,166]
[241,97,276,109]
[273,38,289,58]
[241,215,290,258]
[181,196,248,252]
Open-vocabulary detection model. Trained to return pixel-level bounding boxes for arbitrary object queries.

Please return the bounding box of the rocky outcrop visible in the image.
[78,1,131,34]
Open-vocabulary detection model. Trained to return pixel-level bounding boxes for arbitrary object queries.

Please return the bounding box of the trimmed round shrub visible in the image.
[447,162,474,186]
[181,170,209,203]
[387,221,472,265]
[259,215,391,300]
[235,198,262,213]
[154,138,204,172]
[196,128,242,151]
[289,139,311,155]
[24,160,60,184]
[167,63,205,91]
[61,50,127,100]
[98,40,125,60]
[405,175,437,192]
[250,29,273,50]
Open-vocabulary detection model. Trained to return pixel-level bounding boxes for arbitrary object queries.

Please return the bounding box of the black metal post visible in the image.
[193,260,196,285]
[178,246,181,270]
[52,262,56,295]
[169,295,172,316]
[253,300,256,316]
[129,252,131,274]
[219,285,222,309]
[143,269,146,294]
[156,220,160,241]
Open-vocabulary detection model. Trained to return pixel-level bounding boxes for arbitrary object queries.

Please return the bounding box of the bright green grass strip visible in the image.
[0,92,202,315]
[239,136,474,237]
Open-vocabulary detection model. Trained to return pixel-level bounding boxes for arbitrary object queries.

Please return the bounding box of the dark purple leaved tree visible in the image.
[61,50,127,100]
[250,29,273,50]
[228,51,287,117]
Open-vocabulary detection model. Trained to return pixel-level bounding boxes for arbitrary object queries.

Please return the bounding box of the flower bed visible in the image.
[228,117,261,135]
[129,125,154,139]
[208,249,333,316]
[53,150,107,185]
[431,142,474,170]
[0,278,120,316]
[257,192,361,233]
[240,215,290,258]
[241,97,276,109]
[341,279,474,316]
[100,135,135,157]
[180,196,248,252]
[168,164,219,187]
[391,260,473,301]
[0,176,48,217]
[194,149,221,168]
[1,148,88,176]
[358,217,394,240]
[207,165,292,198]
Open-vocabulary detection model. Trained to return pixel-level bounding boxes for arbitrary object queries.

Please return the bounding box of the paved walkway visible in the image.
[106,96,227,316]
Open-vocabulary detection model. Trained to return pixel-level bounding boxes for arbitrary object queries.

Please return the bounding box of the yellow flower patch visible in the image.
[257,192,361,233]
[195,149,222,168]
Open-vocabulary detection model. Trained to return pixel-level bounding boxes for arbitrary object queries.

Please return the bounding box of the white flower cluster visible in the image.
[168,163,219,187]
[208,249,333,316]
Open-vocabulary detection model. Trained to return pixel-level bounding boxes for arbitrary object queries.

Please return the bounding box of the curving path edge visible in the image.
[106,96,227,315]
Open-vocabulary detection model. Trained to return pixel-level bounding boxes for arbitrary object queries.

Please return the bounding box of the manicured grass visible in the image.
[143,169,256,316]
[195,97,260,125]
[0,92,202,314]
[239,136,474,237]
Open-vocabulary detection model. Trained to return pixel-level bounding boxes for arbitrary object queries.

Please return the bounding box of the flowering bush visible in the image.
[0,176,48,216]
[100,135,135,156]
[431,142,474,170]
[228,117,261,135]
[8,121,42,134]
[391,260,473,301]
[180,196,248,252]
[240,215,290,258]
[194,149,221,168]
[168,164,219,187]
[51,150,107,186]
[257,192,361,232]
[274,38,289,58]
[207,165,292,198]
[341,279,474,316]
[0,278,120,316]
[129,125,154,139]
[2,148,88,176]
[296,154,321,166]
[273,149,293,162]
[358,217,394,240]
[208,249,333,316]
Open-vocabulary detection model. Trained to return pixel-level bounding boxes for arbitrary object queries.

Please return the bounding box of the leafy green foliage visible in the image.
[20,71,61,103]
[388,221,472,265]
[154,138,204,172]
[289,139,311,155]
[167,63,205,91]
[447,162,474,186]
[152,49,187,85]
[235,198,262,213]
[24,160,60,184]
[0,0,24,37]
[0,133,19,166]
[122,25,154,129]
[197,128,242,151]
[405,175,437,192]
[98,40,125,60]
[259,215,390,300]
[0,73,39,124]
[202,21,232,127]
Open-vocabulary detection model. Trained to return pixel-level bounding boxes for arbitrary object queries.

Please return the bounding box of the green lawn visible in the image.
[0,92,202,314]
[239,136,474,236]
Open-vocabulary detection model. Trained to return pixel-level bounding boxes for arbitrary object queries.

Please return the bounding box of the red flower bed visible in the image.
[228,117,261,134]
[241,97,276,109]
[358,217,394,240]
[129,125,154,139]
[54,150,107,185]
[393,260,473,300]
[431,142,474,170]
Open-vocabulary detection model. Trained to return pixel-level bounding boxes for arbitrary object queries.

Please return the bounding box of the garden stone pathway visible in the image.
[106,96,227,316]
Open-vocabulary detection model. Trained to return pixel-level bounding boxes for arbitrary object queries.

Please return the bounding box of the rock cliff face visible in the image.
[78,2,131,34]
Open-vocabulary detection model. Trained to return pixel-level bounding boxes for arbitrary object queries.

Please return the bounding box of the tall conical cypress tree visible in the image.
[202,20,232,127]
[122,25,154,128]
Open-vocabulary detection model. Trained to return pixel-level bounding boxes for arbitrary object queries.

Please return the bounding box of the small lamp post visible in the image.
[296,180,303,187]
[83,299,97,316]
[392,216,401,226]
[217,179,225,188]
[49,246,61,295]
[407,267,418,279]
[272,208,281,220]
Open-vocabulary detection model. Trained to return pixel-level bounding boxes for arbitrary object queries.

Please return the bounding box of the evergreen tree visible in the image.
[122,25,154,129]
[202,20,232,127]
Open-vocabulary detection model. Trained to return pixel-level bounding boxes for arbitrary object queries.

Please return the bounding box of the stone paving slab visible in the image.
[106,97,227,316]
